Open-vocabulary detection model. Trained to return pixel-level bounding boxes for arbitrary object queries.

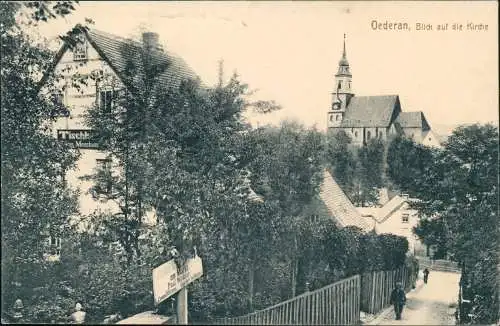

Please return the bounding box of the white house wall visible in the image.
[40,36,125,223]
[375,203,421,254]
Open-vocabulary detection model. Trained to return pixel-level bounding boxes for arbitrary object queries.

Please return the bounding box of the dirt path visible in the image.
[373,271,460,325]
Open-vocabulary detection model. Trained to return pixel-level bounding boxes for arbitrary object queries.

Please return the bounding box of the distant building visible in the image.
[356,193,426,255]
[327,35,440,148]
[38,25,198,258]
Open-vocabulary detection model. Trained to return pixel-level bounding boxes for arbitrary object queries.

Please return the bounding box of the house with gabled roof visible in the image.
[37,25,199,258]
[327,35,440,148]
[356,194,426,255]
[318,170,375,233]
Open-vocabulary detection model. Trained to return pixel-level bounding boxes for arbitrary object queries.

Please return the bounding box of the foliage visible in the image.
[353,138,385,206]
[325,130,356,195]
[325,131,386,206]
[1,1,80,321]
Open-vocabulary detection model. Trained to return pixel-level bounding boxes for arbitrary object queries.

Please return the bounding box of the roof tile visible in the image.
[319,170,375,232]
[85,28,198,91]
[340,95,400,128]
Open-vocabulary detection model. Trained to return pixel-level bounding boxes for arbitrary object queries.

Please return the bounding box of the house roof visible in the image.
[356,195,410,223]
[340,95,401,128]
[319,170,375,232]
[39,25,198,92]
[395,111,431,131]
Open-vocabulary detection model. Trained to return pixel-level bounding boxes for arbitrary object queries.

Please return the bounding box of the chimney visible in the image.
[142,32,162,52]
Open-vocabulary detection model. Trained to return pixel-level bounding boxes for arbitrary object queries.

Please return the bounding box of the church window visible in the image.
[338,81,342,89]
[366,131,371,140]
[348,81,351,89]
[329,114,333,121]
[336,115,340,121]
[379,131,383,138]
[354,131,358,138]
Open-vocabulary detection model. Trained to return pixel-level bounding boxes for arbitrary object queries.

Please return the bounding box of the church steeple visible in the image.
[328,34,354,129]
[336,34,351,76]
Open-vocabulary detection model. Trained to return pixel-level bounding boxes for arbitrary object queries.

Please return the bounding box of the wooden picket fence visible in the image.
[214,275,361,325]
[211,266,416,325]
[360,266,416,314]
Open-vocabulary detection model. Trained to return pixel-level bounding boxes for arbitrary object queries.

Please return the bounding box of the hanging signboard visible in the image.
[152,256,203,305]
[57,129,99,149]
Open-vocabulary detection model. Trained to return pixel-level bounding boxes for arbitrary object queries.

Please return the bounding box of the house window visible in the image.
[338,81,342,89]
[336,114,340,121]
[73,38,88,61]
[95,159,112,195]
[99,89,113,113]
[329,114,333,122]
[51,92,64,106]
[47,236,62,256]
[402,213,409,223]
[50,92,69,117]
[366,130,371,140]
[379,131,383,138]
[354,131,358,137]
[348,81,351,89]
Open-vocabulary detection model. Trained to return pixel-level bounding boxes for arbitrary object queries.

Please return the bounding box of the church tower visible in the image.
[328,34,354,128]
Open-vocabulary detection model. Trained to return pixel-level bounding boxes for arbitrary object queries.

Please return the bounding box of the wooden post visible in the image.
[177,287,188,324]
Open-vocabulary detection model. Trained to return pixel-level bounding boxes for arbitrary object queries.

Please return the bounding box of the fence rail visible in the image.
[417,256,460,273]
[214,275,361,325]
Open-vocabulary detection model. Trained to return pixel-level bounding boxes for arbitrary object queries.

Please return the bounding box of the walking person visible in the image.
[390,282,407,320]
[423,268,430,284]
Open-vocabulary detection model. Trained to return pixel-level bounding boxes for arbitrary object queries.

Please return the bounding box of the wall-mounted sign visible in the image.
[152,256,203,305]
[57,129,99,149]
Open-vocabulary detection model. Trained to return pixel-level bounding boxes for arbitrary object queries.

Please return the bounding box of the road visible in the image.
[373,271,460,325]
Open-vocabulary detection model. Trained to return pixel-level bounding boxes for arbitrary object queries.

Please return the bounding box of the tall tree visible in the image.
[353,138,385,206]
[325,130,357,195]
[1,1,80,320]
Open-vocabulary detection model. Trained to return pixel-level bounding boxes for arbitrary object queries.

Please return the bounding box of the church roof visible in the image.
[395,111,431,131]
[340,95,401,128]
[39,25,198,92]
[319,170,375,232]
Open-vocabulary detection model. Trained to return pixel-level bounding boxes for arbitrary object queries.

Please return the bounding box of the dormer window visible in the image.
[73,37,88,61]
[98,89,113,113]
[402,213,409,223]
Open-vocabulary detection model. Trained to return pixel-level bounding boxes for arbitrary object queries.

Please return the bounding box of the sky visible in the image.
[33,1,498,133]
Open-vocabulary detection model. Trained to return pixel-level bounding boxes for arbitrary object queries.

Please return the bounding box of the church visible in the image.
[327,36,441,148]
